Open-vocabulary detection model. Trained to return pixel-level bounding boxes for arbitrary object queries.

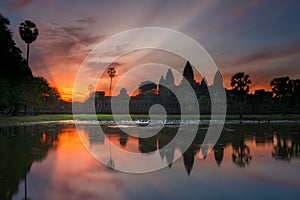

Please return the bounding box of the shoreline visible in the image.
[1,114,300,126]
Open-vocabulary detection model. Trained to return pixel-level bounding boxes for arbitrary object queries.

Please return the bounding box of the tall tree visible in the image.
[0,13,33,115]
[31,77,60,115]
[292,79,300,112]
[107,67,116,96]
[271,77,300,113]
[231,72,251,95]
[0,14,32,82]
[230,72,252,120]
[270,77,292,98]
[19,20,38,65]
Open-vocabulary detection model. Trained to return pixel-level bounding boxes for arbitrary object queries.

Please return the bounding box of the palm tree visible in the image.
[230,72,252,120]
[107,67,116,96]
[19,20,38,65]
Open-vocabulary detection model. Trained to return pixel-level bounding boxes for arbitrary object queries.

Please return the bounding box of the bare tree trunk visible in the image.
[109,77,112,96]
[26,43,30,65]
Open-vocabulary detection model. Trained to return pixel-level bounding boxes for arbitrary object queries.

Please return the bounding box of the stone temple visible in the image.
[83,61,224,114]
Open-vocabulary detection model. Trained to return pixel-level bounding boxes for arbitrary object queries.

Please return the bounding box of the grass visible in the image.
[0,113,300,126]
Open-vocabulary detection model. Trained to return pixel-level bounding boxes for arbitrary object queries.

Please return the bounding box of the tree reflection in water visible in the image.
[107,135,115,169]
[1,123,300,199]
[0,125,62,200]
[109,124,300,173]
[272,133,300,161]
[231,125,252,167]
[272,135,292,160]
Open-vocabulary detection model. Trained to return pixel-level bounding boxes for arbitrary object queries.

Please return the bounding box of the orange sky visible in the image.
[3,0,299,102]
[53,69,272,102]
[55,49,274,102]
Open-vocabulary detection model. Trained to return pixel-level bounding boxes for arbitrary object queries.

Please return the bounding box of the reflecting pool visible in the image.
[0,123,300,200]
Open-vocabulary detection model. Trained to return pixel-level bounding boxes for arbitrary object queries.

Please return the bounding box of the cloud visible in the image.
[11,0,33,9]
[90,44,130,59]
[39,24,103,55]
[85,61,124,78]
[75,17,96,24]
[25,20,105,100]
[8,0,52,10]
[5,0,299,100]
[232,42,300,66]
[31,21,105,73]
[220,42,300,92]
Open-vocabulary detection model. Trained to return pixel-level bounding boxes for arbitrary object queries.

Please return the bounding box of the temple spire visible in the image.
[165,68,175,86]
[182,61,195,84]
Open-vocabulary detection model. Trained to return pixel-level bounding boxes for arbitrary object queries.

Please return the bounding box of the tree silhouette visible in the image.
[291,79,300,112]
[292,79,300,97]
[0,125,60,199]
[232,143,252,167]
[230,72,252,120]
[232,126,252,167]
[19,20,38,65]
[0,14,33,115]
[0,13,62,115]
[138,81,157,96]
[31,77,60,115]
[107,67,116,96]
[270,77,292,98]
[270,77,296,114]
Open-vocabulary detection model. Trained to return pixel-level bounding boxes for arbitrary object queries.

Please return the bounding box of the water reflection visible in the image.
[85,124,300,174]
[272,133,300,161]
[231,131,252,167]
[213,143,224,166]
[119,134,128,147]
[0,123,300,199]
[0,125,62,200]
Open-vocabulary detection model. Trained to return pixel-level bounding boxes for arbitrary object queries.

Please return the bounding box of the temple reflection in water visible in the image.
[1,123,300,199]
[82,123,300,175]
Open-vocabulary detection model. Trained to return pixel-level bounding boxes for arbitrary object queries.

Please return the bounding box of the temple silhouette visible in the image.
[84,61,296,115]
[86,61,222,114]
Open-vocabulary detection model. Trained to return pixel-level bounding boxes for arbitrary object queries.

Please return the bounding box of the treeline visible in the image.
[0,13,62,115]
[227,72,300,116]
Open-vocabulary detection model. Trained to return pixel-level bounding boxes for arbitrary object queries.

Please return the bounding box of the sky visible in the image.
[1,0,300,101]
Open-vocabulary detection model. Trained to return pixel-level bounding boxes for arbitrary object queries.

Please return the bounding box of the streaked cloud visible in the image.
[1,0,300,100]
[10,0,33,9]
[232,41,300,66]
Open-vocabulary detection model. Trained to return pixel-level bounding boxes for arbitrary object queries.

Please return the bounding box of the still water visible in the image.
[0,123,300,200]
